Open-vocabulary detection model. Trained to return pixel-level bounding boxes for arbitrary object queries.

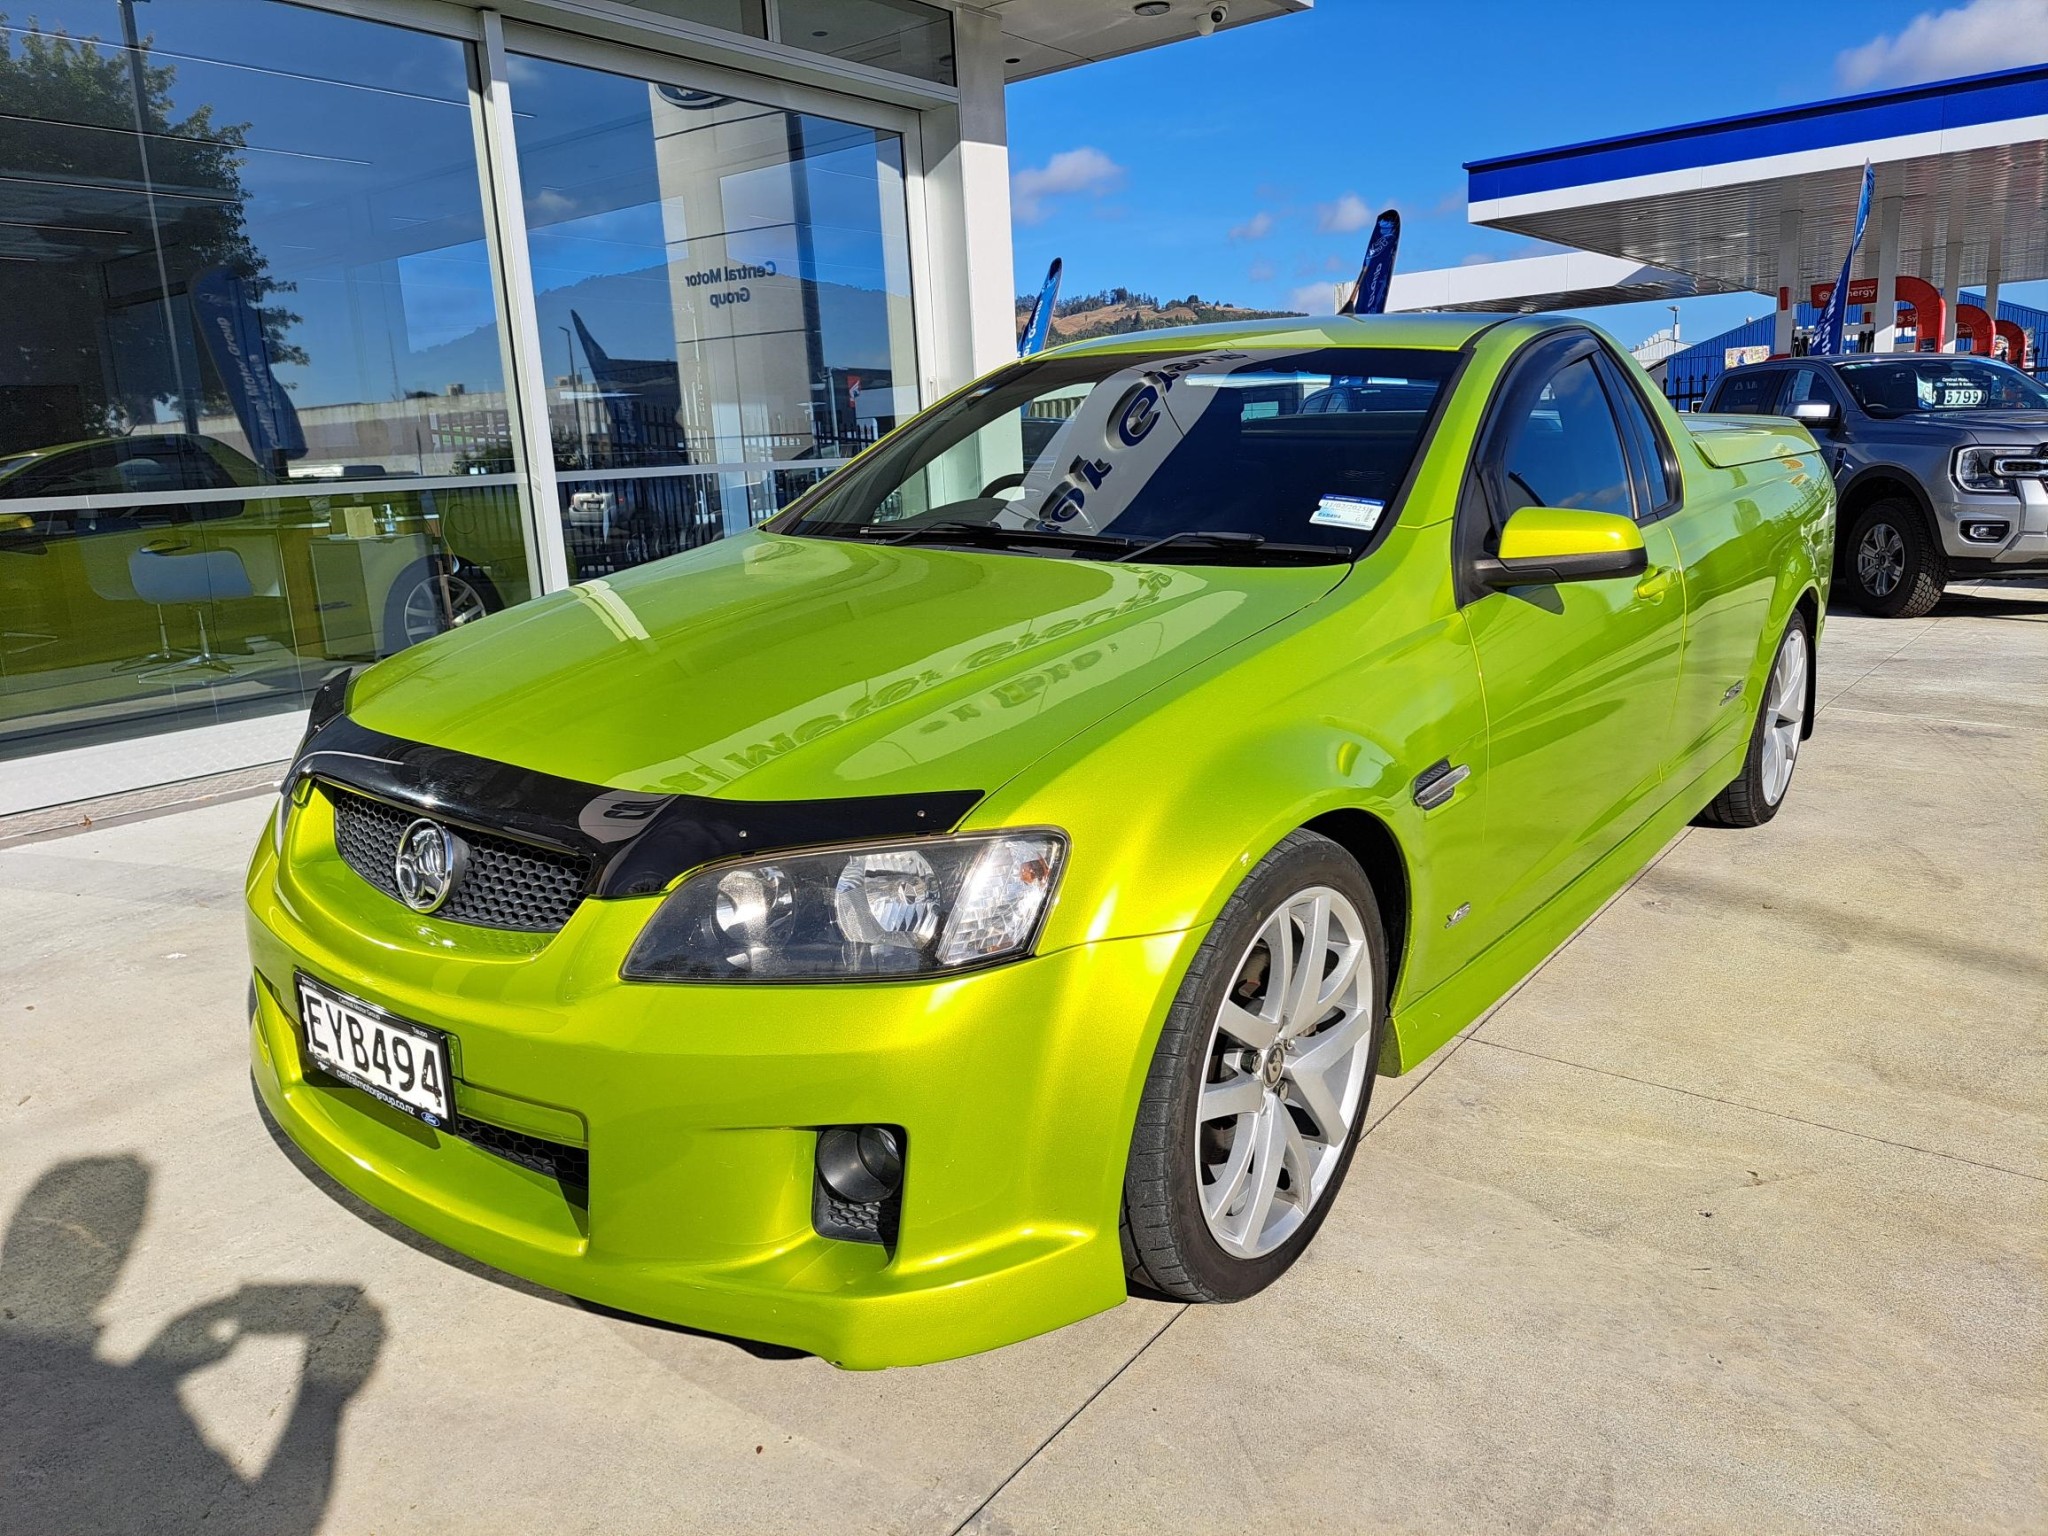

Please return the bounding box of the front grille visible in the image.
[453,1115,589,1199]
[326,783,592,932]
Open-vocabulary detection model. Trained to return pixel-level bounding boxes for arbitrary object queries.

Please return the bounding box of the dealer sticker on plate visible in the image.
[1309,495,1384,532]
[297,973,452,1125]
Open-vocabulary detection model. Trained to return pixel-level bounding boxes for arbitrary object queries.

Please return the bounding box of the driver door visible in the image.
[1456,335,1688,953]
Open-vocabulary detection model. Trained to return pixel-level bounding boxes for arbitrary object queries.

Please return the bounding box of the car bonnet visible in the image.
[342,529,1347,805]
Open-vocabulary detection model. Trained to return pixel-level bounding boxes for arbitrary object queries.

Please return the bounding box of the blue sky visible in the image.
[1005,0,2048,350]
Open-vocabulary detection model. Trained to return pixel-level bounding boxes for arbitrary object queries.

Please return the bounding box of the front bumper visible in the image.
[1935,476,2048,567]
[248,794,1200,1368]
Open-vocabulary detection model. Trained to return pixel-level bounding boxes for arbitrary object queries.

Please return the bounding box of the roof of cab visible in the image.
[1039,310,1557,359]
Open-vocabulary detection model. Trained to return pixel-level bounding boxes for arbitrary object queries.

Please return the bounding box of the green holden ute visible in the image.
[247,314,1834,1367]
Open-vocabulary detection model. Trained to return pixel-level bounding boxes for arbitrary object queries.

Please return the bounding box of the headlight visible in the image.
[1954,446,2026,495]
[621,831,1066,982]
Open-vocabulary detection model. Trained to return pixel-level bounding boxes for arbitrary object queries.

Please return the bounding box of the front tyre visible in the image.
[1122,831,1387,1303]
[1698,611,1810,829]
[1845,499,1945,617]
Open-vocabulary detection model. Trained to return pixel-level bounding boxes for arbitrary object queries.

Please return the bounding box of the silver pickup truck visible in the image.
[1705,354,2048,616]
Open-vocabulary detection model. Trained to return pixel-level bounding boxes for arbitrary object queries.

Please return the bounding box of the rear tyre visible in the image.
[1698,611,1810,829]
[1845,499,1945,618]
[1121,831,1387,1303]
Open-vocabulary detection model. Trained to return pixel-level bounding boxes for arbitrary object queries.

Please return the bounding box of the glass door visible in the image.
[500,43,920,579]
[0,0,534,761]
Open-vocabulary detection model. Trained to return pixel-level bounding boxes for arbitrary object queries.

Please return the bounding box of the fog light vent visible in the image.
[1961,520,2011,543]
[813,1125,904,1248]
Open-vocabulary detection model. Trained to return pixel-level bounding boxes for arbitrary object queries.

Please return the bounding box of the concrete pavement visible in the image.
[3,586,2042,1535]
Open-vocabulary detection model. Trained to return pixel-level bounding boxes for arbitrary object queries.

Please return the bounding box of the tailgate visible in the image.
[1686,414,1821,468]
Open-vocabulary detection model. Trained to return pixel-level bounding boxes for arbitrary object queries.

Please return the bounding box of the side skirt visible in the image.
[1379,736,1747,1075]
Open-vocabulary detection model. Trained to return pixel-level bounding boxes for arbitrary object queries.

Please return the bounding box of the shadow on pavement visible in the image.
[1932,590,2048,621]
[0,1155,383,1536]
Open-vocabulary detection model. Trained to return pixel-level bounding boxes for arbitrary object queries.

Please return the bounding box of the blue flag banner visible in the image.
[190,266,305,472]
[1019,258,1063,357]
[1341,210,1401,316]
[572,311,640,453]
[568,311,687,466]
[1812,163,1875,356]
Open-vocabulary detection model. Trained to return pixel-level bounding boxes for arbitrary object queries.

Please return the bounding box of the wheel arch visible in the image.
[1792,586,1821,739]
[1837,467,1937,554]
[1299,807,1411,1009]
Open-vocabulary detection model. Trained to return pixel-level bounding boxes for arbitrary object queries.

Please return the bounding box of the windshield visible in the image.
[1834,358,2048,414]
[773,346,1459,560]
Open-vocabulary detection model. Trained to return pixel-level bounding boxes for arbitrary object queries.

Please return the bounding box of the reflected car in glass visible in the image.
[247,315,1835,1367]
[0,433,525,671]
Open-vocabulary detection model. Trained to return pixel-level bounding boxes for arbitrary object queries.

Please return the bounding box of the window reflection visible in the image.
[0,1,527,758]
[511,53,918,579]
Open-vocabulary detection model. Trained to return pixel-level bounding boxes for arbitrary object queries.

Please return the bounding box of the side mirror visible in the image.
[1789,399,1840,429]
[1476,507,1647,588]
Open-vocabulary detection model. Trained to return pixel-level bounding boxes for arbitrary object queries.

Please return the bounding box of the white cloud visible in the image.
[1248,258,1277,283]
[1229,210,1276,241]
[1289,281,1341,315]
[1835,0,2048,89]
[1011,147,1125,225]
[1316,192,1373,234]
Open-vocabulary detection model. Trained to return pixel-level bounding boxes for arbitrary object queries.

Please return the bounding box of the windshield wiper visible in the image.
[808,521,1351,565]
[1111,530,1353,565]
[883,520,1135,553]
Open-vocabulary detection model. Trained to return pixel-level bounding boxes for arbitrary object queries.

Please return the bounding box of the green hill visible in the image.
[1018,286,1305,345]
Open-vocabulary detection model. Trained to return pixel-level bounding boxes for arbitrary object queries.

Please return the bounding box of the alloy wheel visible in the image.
[1195,886,1374,1259]
[1857,521,1906,598]
[401,571,491,648]
[1760,625,1808,806]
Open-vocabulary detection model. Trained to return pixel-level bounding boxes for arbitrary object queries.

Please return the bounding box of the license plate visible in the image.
[296,973,453,1126]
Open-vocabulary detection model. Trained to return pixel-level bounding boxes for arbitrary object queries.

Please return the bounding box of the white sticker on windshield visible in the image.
[1311,495,1384,532]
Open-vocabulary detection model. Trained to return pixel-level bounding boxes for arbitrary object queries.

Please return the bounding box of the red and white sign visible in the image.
[1810,278,1880,307]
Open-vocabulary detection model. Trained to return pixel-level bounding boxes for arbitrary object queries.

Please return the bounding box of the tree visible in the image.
[0,13,301,448]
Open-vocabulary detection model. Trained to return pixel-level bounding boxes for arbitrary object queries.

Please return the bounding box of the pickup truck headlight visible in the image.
[621,831,1066,982]
[1954,446,2034,495]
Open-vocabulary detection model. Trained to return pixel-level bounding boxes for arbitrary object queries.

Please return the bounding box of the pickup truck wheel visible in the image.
[1698,612,1810,829]
[1846,499,1945,618]
[1122,831,1387,1303]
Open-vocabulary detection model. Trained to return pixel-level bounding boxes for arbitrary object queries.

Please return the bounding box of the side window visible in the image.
[20,443,123,498]
[1710,369,1787,415]
[1602,359,1676,517]
[1493,355,1635,525]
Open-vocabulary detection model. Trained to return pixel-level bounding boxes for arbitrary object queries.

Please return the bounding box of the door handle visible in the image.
[1634,566,1678,602]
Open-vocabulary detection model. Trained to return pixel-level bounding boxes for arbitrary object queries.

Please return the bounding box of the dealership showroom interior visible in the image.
[3,0,2045,1530]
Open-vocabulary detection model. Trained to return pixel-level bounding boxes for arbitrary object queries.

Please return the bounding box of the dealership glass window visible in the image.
[507,50,918,581]
[0,0,531,761]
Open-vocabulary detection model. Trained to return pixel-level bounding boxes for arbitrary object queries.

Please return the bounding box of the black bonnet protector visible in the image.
[291,712,984,900]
